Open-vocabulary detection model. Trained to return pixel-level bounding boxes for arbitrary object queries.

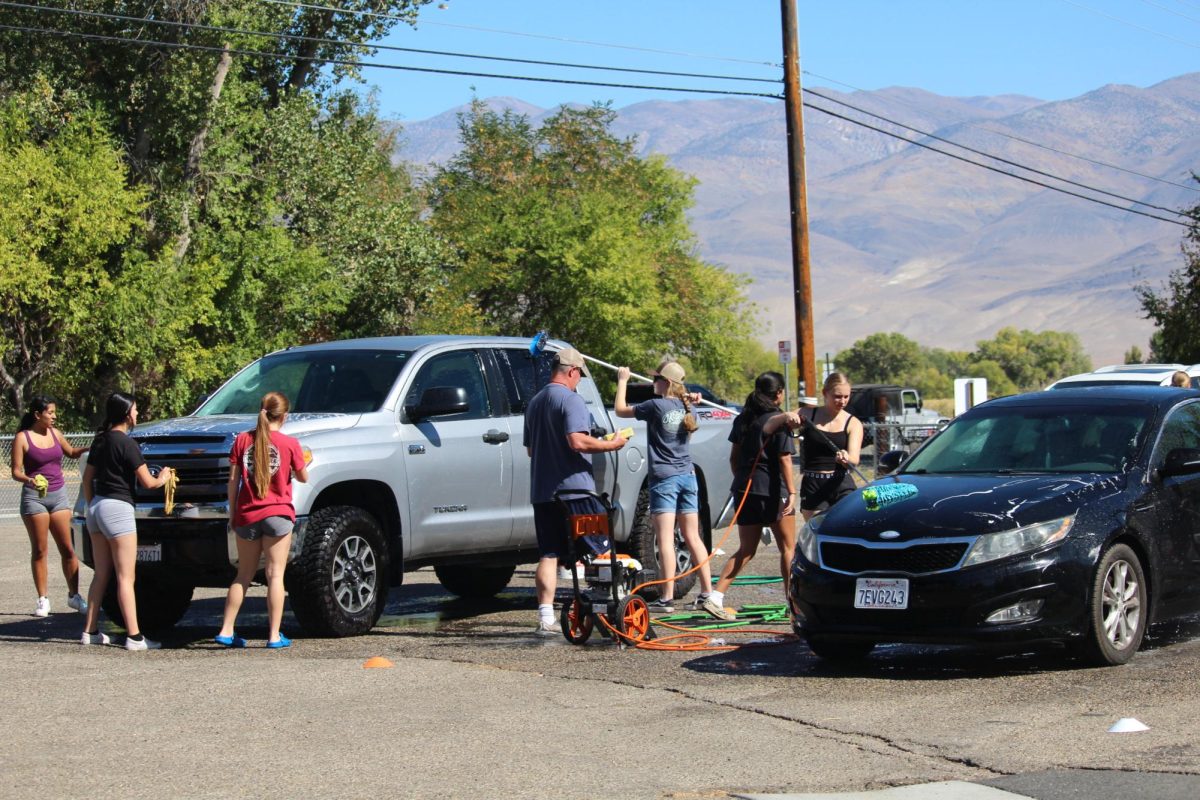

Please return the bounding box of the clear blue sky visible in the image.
[364,0,1200,122]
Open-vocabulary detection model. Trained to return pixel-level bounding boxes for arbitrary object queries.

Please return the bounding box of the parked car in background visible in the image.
[1047,363,1200,390]
[623,381,739,411]
[791,386,1200,666]
[846,384,947,448]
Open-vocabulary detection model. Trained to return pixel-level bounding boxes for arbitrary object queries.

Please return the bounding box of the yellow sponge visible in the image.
[604,427,635,441]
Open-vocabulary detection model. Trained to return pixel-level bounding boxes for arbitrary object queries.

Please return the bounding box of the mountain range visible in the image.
[390,74,1200,366]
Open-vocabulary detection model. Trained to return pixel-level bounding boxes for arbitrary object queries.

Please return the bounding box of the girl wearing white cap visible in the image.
[614,360,715,614]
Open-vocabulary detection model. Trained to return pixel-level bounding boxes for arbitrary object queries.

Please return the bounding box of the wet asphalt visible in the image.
[2,519,1199,799]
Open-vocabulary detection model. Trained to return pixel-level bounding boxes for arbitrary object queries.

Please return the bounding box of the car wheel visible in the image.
[287,505,389,637]
[628,486,698,600]
[560,597,593,644]
[1076,543,1147,666]
[434,564,516,599]
[806,636,875,662]
[102,573,194,634]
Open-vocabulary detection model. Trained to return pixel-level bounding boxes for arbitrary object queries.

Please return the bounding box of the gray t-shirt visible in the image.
[633,398,692,482]
[523,382,596,504]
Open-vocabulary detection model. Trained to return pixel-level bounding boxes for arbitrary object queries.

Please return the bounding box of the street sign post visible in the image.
[778,340,792,409]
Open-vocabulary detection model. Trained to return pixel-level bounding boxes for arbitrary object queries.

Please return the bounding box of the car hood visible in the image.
[817,473,1127,541]
[131,413,359,439]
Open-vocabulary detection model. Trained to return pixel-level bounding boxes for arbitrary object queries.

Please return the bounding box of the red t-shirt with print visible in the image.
[229,429,305,526]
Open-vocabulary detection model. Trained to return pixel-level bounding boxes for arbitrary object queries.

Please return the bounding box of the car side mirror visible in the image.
[1159,447,1200,480]
[406,386,469,422]
[877,449,909,476]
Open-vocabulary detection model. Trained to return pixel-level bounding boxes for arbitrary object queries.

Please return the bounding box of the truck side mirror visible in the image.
[406,386,469,422]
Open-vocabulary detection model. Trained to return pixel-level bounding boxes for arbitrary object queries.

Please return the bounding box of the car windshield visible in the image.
[901,404,1149,474]
[196,349,411,415]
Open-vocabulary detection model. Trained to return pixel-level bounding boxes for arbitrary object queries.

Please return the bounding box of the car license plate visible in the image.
[854,577,909,609]
[136,544,162,563]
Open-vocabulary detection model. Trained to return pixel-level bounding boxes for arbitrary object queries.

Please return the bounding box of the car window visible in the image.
[405,351,491,420]
[493,348,555,414]
[1151,403,1200,469]
[197,349,410,415]
[904,405,1148,474]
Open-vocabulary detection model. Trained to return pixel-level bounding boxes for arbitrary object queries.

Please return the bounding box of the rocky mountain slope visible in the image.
[391,75,1200,365]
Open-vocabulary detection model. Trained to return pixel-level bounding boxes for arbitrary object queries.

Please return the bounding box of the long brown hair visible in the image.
[664,381,699,433]
[252,392,289,499]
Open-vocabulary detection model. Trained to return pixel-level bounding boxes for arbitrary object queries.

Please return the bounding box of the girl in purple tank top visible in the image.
[10,395,90,618]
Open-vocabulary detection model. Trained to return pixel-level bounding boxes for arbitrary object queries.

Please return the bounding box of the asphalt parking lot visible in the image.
[2,519,1199,800]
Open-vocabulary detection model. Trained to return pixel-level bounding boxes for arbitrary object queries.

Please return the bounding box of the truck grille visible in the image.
[820,540,969,576]
[135,437,231,503]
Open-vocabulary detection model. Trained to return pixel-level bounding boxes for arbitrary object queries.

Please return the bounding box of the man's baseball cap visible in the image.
[554,348,586,369]
[655,361,686,384]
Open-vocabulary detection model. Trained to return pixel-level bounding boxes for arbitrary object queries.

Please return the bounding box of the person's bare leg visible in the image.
[653,511,677,600]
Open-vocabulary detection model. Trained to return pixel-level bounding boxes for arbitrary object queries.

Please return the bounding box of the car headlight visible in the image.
[961,515,1074,567]
[797,514,822,564]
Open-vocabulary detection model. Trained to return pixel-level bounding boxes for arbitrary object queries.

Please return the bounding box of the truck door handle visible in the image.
[482,430,509,444]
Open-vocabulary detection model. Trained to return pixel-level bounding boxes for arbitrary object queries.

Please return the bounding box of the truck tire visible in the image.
[628,486,698,601]
[101,573,194,634]
[287,506,389,637]
[434,564,516,599]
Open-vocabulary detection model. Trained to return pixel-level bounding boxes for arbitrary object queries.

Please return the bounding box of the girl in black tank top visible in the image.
[800,373,864,520]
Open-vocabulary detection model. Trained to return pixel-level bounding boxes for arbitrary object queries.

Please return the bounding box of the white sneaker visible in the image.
[81,630,111,645]
[125,635,161,651]
[67,593,88,614]
[33,597,50,617]
[535,619,562,636]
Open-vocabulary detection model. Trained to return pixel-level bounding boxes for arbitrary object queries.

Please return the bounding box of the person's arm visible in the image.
[54,428,89,459]
[10,433,32,487]
[762,411,801,435]
[567,430,625,453]
[292,443,309,483]
[838,417,864,468]
[613,366,635,419]
[779,450,798,516]
[227,463,239,516]
[728,441,740,474]
[135,463,174,490]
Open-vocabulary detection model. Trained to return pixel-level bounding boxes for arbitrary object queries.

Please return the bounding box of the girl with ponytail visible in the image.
[615,359,715,615]
[217,392,308,649]
[702,371,798,621]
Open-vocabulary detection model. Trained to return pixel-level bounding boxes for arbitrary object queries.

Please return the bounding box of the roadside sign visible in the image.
[778,340,792,364]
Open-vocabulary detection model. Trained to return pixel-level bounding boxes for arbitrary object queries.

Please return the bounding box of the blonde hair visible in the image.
[664,380,699,433]
[252,392,289,499]
[823,371,851,395]
[1172,370,1189,388]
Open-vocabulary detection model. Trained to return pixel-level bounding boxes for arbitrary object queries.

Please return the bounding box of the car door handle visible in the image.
[482,430,509,444]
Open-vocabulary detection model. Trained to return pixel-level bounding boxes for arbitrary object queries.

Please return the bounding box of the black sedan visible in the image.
[790,386,1200,666]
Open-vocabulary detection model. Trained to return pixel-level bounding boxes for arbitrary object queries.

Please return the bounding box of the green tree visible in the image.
[834,332,923,385]
[1137,193,1200,363]
[0,86,146,417]
[971,327,1091,390]
[1123,344,1145,365]
[428,102,756,393]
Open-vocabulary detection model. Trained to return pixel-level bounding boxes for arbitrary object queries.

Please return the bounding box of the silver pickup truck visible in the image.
[71,336,737,636]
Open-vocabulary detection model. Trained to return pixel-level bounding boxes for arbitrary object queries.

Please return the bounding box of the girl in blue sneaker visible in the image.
[216,392,308,649]
[614,360,714,614]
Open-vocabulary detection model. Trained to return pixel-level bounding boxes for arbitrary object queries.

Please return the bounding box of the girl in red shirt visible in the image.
[215,392,308,648]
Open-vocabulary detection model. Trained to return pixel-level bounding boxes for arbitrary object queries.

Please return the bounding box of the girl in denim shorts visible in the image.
[614,360,715,615]
[215,392,308,649]
[10,395,91,618]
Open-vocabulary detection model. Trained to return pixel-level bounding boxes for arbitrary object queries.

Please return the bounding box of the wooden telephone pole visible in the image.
[780,0,817,399]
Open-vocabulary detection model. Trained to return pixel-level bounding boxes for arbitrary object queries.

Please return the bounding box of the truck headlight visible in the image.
[961,515,1074,567]
[797,514,822,564]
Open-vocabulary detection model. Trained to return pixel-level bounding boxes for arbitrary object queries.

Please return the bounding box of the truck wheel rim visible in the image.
[1101,559,1141,651]
[332,535,377,614]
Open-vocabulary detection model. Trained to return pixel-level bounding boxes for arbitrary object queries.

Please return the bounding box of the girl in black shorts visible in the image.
[701,372,797,621]
[799,372,863,521]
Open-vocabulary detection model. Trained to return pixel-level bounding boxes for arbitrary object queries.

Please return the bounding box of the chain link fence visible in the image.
[0,433,93,519]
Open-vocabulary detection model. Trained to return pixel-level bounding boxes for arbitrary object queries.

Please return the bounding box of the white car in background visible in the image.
[1047,363,1200,390]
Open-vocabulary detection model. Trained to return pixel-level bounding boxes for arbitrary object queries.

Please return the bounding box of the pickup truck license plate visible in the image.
[854,577,909,609]
[136,544,162,563]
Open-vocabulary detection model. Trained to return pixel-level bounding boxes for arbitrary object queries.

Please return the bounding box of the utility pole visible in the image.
[780,0,817,400]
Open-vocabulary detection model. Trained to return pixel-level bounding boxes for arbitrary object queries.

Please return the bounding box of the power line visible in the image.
[801,98,1189,228]
[802,68,1200,195]
[0,22,783,100]
[0,1,781,87]
[804,86,1189,217]
[256,0,783,68]
[1058,0,1200,49]
[1138,0,1200,26]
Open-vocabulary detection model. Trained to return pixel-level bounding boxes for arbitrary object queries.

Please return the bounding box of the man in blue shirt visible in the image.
[523,348,627,635]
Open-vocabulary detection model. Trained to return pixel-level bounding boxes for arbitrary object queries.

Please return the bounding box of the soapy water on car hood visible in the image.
[132,413,360,439]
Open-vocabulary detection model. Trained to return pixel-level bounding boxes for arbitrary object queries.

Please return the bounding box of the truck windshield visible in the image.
[196,349,411,415]
[901,404,1148,475]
